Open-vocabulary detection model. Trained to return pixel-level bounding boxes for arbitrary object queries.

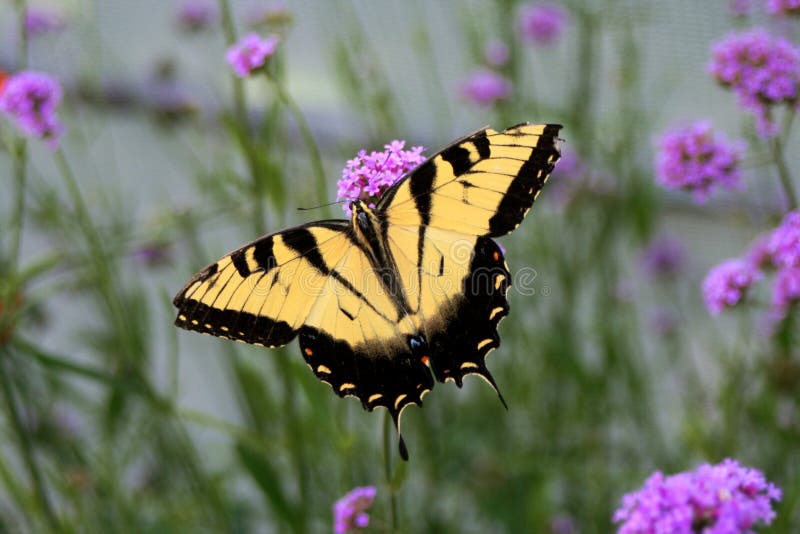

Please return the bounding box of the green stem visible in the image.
[218,0,267,234]
[771,135,798,211]
[271,79,331,217]
[9,0,29,272]
[0,348,60,531]
[275,352,308,533]
[382,411,398,532]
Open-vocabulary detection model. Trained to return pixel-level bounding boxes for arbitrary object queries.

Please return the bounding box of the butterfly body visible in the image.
[174,123,562,459]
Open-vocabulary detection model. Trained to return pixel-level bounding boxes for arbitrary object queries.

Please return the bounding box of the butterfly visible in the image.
[173,123,562,459]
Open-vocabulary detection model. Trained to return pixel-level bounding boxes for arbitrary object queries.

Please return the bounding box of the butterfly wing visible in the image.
[379,122,562,236]
[376,122,561,404]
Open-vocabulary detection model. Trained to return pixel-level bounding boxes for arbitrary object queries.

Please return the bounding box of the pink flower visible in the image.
[484,39,510,67]
[702,259,761,315]
[460,69,512,106]
[176,0,217,32]
[766,0,800,15]
[773,267,800,313]
[767,210,800,268]
[614,459,781,533]
[709,30,800,137]
[518,3,569,46]
[337,140,426,216]
[655,121,746,202]
[225,33,280,78]
[0,70,64,149]
[333,486,376,534]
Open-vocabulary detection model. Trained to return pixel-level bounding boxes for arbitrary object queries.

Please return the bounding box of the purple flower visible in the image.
[640,235,686,279]
[518,3,568,46]
[333,486,376,534]
[746,235,774,270]
[773,267,800,313]
[766,0,800,15]
[337,140,426,216]
[709,30,800,137]
[460,69,512,106]
[484,39,510,67]
[225,33,280,78]
[25,6,66,37]
[702,259,760,315]
[655,121,746,202]
[0,70,63,149]
[614,459,781,533]
[730,0,754,16]
[176,0,217,32]
[768,210,800,268]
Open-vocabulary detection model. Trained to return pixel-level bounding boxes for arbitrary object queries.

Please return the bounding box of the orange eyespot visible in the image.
[421,356,429,365]
[493,251,500,261]
[304,347,313,356]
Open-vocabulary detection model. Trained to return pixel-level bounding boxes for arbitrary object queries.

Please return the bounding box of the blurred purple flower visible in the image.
[746,235,774,270]
[655,121,745,202]
[176,0,217,32]
[773,267,800,313]
[25,5,66,37]
[549,514,577,534]
[709,30,800,137]
[460,69,512,106]
[768,210,800,268]
[518,3,568,46]
[703,259,761,315]
[766,0,800,15]
[0,70,63,149]
[225,33,280,78]
[133,242,173,268]
[640,235,686,279]
[333,486,376,534]
[484,39,510,67]
[730,0,754,16]
[649,307,679,338]
[337,140,426,216]
[614,458,781,533]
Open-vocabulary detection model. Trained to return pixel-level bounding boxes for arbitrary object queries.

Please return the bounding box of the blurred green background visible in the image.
[1,0,798,532]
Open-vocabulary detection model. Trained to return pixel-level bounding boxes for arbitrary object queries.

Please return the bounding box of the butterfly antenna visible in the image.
[297,199,345,211]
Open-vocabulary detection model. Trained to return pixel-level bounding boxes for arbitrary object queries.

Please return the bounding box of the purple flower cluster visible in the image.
[655,121,745,202]
[460,69,512,106]
[641,235,686,280]
[176,0,217,32]
[614,459,781,533]
[766,0,800,15]
[333,486,376,534]
[484,39,510,67]
[767,211,800,312]
[709,30,800,137]
[25,6,66,37]
[225,33,280,78]
[703,211,800,317]
[518,3,569,46]
[337,140,426,216]
[768,210,800,268]
[0,70,64,149]
[703,259,761,315]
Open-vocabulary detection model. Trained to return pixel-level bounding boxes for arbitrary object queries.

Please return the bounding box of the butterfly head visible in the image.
[350,199,383,248]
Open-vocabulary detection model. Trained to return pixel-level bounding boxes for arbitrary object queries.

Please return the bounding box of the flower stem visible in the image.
[0,348,60,531]
[217,0,267,235]
[771,135,798,211]
[271,78,330,217]
[9,0,29,272]
[382,411,398,532]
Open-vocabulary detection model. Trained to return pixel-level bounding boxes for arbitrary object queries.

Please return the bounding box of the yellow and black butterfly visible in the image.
[173,123,562,459]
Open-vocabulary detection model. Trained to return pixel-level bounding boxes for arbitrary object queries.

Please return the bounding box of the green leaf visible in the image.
[235,442,296,527]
